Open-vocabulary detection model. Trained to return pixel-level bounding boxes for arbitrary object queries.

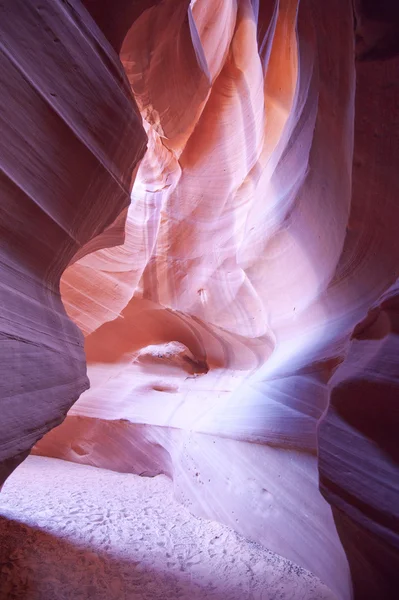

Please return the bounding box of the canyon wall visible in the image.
[319,4,399,591]
[0,0,146,484]
[1,0,398,598]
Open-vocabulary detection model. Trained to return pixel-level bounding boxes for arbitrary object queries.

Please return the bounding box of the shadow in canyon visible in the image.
[0,516,244,600]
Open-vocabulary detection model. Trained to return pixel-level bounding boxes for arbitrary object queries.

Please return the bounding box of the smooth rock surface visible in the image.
[37,1,356,597]
[0,0,146,485]
[1,1,399,599]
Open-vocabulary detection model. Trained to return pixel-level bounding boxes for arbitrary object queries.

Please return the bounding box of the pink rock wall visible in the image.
[1,0,398,598]
[0,0,146,483]
[39,0,356,596]
[318,12,399,593]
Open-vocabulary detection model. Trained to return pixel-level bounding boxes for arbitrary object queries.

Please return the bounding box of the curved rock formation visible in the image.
[0,0,146,484]
[318,15,399,593]
[2,0,399,599]
[39,0,356,596]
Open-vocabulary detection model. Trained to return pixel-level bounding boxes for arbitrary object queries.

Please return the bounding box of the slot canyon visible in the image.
[0,0,398,598]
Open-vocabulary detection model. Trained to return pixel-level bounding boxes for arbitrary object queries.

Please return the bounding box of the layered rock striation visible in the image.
[1,1,398,598]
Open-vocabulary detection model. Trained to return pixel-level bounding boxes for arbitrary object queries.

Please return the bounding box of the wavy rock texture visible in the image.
[0,0,146,484]
[2,0,398,599]
[38,0,355,597]
[318,11,399,593]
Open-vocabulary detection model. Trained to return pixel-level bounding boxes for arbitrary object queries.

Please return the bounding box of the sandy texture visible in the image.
[0,456,335,600]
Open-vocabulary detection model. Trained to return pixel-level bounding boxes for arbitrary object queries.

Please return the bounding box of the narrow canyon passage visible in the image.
[1,1,398,599]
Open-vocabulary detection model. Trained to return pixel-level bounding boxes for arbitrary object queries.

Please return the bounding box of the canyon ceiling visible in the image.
[0,0,398,599]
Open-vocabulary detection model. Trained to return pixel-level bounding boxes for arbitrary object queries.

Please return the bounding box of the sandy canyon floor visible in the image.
[0,456,335,600]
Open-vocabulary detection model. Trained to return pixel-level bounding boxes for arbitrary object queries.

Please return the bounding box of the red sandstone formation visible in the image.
[1,1,398,598]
